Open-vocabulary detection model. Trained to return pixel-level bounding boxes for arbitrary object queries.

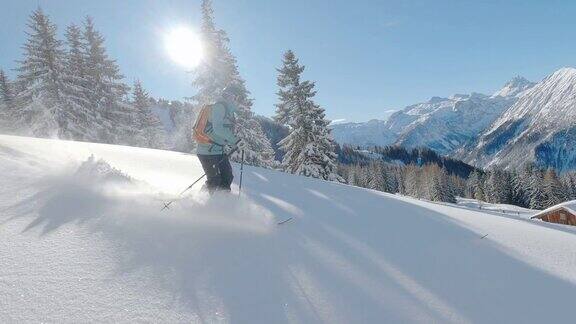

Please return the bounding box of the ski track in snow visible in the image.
[1,135,576,323]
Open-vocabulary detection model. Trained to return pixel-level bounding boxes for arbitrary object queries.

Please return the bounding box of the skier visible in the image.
[193,84,242,194]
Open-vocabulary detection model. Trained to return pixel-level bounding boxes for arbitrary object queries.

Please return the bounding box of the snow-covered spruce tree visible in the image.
[366,161,386,191]
[346,165,355,185]
[82,16,130,143]
[562,172,576,200]
[61,23,96,140]
[14,8,68,137]
[233,81,276,167]
[484,169,513,204]
[466,170,484,200]
[440,168,456,203]
[542,168,567,208]
[403,164,421,198]
[423,164,456,203]
[510,170,527,207]
[194,0,274,167]
[0,69,15,129]
[274,50,303,125]
[393,165,405,194]
[512,164,535,207]
[528,168,545,210]
[193,0,232,107]
[276,50,342,181]
[386,165,401,194]
[132,80,165,149]
[451,174,466,199]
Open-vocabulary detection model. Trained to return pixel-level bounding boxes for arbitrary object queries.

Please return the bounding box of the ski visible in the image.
[278,217,293,225]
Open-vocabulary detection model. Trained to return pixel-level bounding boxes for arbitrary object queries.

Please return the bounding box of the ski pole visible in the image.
[238,149,245,197]
[161,140,241,211]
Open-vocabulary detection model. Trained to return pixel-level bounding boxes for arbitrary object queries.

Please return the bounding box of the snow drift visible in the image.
[2,135,576,323]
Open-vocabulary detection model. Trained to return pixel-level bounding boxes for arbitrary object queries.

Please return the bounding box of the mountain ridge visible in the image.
[462,67,576,171]
[332,67,576,172]
[331,75,533,155]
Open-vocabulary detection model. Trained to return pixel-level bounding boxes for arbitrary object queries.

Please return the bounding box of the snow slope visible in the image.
[330,119,394,147]
[2,135,576,323]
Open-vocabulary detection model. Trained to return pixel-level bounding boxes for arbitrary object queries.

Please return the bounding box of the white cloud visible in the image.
[330,119,347,125]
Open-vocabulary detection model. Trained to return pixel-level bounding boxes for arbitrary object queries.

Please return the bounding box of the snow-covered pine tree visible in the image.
[528,168,545,210]
[474,175,486,202]
[542,169,567,208]
[194,0,274,167]
[380,164,394,193]
[276,50,341,181]
[485,169,512,204]
[386,165,401,194]
[193,0,231,106]
[82,16,130,143]
[483,171,496,203]
[486,169,512,204]
[403,164,421,198]
[274,50,303,126]
[393,165,405,194]
[132,80,165,149]
[345,164,356,186]
[440,167,456,203]
[355,164,369,187]
[61,23,96,140]
[450,174,466,199]
[423,164,454,202]
[232,80,276,167]
[14,8,68,137]
[0,69,14,128]
[366,161,385,191]
[510,170,527,207]
[424,167,435,200]
[562,172,576,200]
[466,170,483,200]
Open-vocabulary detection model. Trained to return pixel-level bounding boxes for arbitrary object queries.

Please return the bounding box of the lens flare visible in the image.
[165,26,203,68]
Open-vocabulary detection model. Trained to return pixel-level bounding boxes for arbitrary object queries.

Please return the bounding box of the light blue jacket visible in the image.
[196,100,238,155]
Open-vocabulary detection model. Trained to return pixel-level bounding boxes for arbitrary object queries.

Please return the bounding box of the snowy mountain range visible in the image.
[461,68,576,172]
[331,77,534,155]
[332,68,576,172]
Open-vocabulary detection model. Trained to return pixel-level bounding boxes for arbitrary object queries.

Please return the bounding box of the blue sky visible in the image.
[1,0,576,122]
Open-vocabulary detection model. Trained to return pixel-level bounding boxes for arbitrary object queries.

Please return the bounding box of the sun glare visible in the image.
[165,27,203,69]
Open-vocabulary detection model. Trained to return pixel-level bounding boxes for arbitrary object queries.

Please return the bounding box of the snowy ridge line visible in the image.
[332,75,536,156]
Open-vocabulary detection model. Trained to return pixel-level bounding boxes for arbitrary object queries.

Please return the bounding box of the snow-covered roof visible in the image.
[532,200,576,219]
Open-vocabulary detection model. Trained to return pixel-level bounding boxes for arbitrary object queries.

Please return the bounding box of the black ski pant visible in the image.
[197,154,234,194]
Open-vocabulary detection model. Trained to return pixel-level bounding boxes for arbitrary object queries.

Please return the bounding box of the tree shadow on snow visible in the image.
[5,163,576,323]
[241,165,576,324]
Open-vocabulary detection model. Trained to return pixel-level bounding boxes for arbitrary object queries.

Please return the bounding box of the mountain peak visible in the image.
[427,96,450,104]
[492,76,535,98]
[548,67,576,80]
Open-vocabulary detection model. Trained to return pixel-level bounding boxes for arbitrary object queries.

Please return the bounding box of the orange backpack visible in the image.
[193,105,214,144]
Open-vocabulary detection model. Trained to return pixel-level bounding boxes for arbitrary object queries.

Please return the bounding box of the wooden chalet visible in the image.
[531,201,576,226]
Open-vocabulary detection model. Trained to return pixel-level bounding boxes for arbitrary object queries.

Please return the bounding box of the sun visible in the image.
[165,26,203,69]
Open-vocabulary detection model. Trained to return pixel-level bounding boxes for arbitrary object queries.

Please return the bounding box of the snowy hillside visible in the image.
[2,135,576,323]
[391,92,515,154]
[331,77,533,155]
[330,119,394,147]
[464,68,576,171]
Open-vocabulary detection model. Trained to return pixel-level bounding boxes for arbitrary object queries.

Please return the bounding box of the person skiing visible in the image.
[193,84,242,194]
